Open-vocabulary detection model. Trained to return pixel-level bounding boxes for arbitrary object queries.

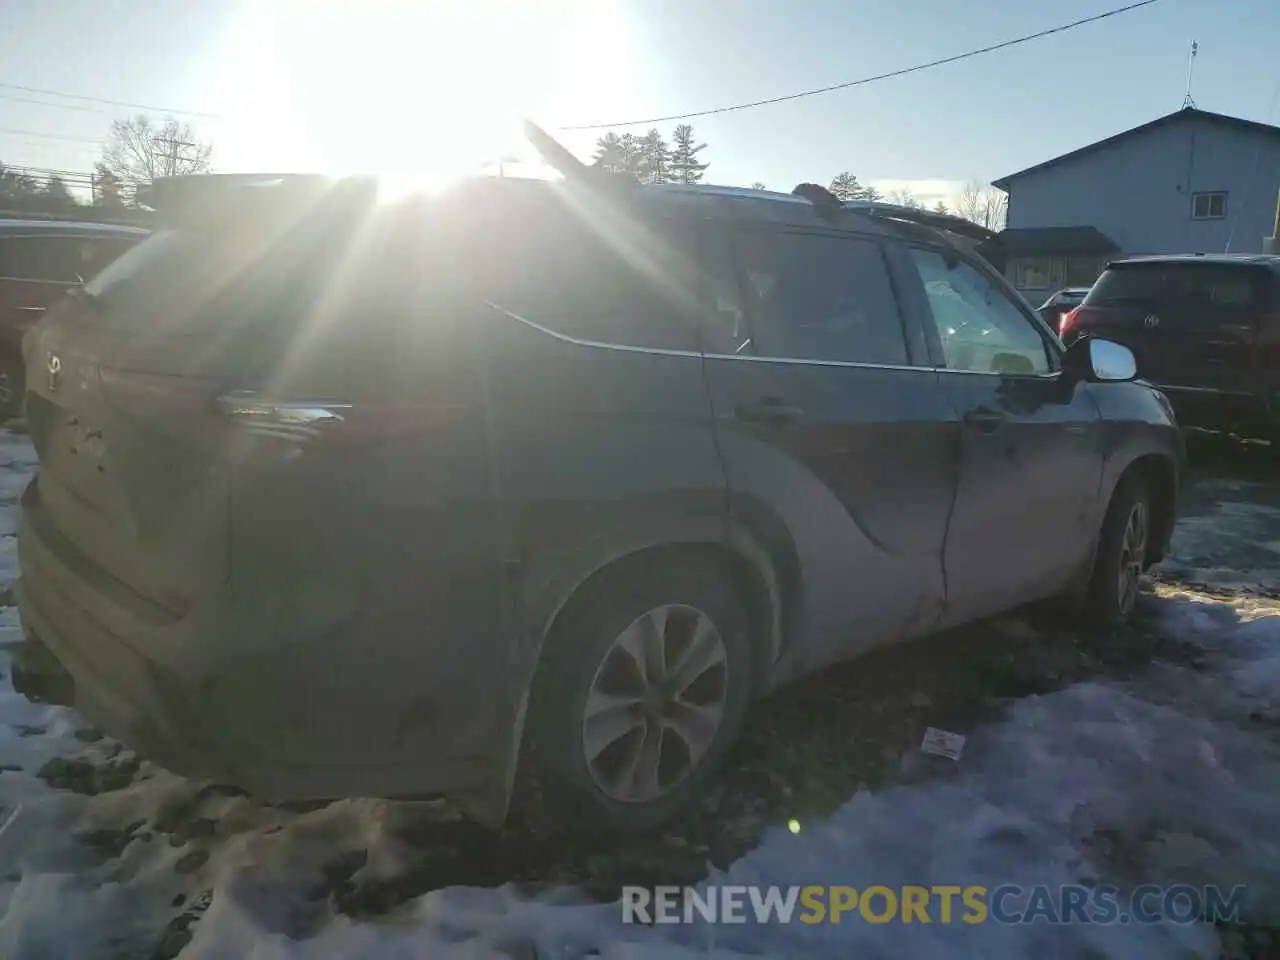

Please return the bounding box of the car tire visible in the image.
[1080,473,1151,628]
[0,357,24,423]
[521,553,754,836]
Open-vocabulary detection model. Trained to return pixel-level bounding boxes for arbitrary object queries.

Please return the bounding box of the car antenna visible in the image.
[521,119,637,188]
[791,182,845,221]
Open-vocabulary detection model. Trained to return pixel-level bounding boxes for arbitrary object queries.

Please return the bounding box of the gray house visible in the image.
[989,107,1280,304]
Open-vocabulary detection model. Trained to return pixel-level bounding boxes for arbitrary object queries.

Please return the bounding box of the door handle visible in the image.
[735,397,805,427]
[963,407,1005,433]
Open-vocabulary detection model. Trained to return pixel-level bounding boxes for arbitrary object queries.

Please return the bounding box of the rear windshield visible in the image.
[82,228,196,300]
[1085,262,1270,310]
[80,196,368,335]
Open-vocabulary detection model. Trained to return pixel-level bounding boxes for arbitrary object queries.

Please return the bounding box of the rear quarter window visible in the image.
[482,203,703,353]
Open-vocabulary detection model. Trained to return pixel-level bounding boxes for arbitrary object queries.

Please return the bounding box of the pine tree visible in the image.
[93,163,124,210]
[41,176,77,212]
[828,171,862,200]
[933,200,950,215]
[668,124,708,185]
[617,133,643,180]
[592,133,625,173]
[638,128,669,184]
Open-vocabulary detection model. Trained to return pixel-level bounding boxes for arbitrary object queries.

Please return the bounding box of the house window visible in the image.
[1191,191,1227,220]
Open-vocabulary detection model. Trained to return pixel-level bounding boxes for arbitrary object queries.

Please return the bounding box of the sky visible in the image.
[1,0,1278,208]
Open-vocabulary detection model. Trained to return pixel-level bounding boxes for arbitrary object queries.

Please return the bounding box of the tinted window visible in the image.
[0,236,97,283]
[911,248,1052,375]
[485,209,701,352]
[731,231,908,364]
[1086,262,1268,312]
[696,228,752,356]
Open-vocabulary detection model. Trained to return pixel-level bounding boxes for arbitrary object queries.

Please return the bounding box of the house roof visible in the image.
[991,107,1280,191]
[991,226,1119,255]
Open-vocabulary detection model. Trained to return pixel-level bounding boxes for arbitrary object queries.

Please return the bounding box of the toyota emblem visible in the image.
[46,353,62,392]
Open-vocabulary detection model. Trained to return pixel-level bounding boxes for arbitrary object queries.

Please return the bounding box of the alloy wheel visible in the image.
[1116,500,1148,618]
[581,603,729,804]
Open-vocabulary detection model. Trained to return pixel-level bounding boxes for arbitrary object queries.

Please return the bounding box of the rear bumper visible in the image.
[17,513,231,781]
[15,478,523,824]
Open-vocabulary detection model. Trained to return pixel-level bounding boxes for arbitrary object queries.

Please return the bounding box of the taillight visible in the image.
[1059,306,1081,337]
[1059,305,1103,341]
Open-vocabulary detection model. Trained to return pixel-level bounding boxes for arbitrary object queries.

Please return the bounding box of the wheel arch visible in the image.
[1125,452,1178,565]
[500,518,789,817]
[529,530,784,698]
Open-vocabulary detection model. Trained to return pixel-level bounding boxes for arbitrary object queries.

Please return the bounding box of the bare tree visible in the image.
[955,180,1008,231]
[886,186,922,210]
[101,115,213,186]
[750,181,767,191]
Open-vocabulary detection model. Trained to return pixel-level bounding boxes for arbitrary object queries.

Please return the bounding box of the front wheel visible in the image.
[522,554,754,835]
[1081,474,1151,627]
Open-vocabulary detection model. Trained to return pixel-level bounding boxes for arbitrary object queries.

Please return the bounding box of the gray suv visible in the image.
[12,137,1183,836]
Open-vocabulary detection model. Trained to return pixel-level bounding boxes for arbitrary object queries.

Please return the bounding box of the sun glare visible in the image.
[208,0,640,182]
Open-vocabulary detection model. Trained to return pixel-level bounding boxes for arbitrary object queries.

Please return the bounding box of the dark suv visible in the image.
[1061,254,1280,440]
[12,165,1182,834]
[0,218,149,418]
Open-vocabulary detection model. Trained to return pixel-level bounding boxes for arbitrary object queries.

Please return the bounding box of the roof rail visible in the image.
[522,118,638,188]
[843,201,996,242]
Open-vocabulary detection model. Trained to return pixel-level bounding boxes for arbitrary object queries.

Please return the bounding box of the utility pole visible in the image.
[152,135,195,177]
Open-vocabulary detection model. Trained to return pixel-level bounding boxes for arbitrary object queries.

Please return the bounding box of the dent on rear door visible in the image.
[696,226,959,682]
[703,356,958,681]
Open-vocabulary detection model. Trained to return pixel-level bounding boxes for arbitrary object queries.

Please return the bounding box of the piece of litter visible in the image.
[920,727,966,760]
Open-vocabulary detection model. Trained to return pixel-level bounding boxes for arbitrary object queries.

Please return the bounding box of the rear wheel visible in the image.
[1081,473,1150,627]
[522,554,754,835]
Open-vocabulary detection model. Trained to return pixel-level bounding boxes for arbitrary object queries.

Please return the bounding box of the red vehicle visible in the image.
[0,219,149,417]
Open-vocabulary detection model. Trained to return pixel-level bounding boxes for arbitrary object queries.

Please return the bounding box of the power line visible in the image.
[0,92,115,115]
[558,0,1163,130]
[0,127,108,146]
[0,80,218,119]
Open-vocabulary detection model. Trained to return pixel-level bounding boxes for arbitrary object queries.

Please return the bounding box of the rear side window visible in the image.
[485,207,702,352]
[730,231,909,364]
[1086,263,1269,312]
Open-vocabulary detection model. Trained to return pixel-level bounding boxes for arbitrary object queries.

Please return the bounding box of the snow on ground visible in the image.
[1,431,1279,958]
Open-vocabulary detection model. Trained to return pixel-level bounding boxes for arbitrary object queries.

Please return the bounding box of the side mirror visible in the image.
[1064,337,1137,382]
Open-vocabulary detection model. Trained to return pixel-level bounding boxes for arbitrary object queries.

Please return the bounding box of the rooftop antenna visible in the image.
[1182,41,1198,109]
